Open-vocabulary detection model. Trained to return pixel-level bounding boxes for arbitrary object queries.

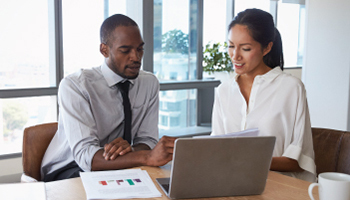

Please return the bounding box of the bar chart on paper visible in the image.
[80,169,162,199]
[98,179,142,186]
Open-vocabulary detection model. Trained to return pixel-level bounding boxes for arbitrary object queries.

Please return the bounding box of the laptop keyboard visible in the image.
[162,183,170,193]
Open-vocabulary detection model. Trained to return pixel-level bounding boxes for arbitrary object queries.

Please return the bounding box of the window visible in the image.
[154,0,196,81]
[234,0,270,14]
[0,97,57,155]
[276,1,305,67]
[154,0,206,133]
[0,1,55,89]
[158,89,196,131]
[0,0,58,157]
[203,0,228,45]
[202,0,231,80]
[0,0,219,158]
[62,0,130,76]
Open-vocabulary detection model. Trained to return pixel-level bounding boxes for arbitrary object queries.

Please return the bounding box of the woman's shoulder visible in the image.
[278,71,305,88]
[217,77,236,91]
[274,72,307,97]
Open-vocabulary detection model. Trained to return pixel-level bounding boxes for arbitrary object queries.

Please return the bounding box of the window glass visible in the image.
[62,0,105,76]
[277,2,305,67]
[154,0,197,81]
[203,0,228,45]
[158,89,197,134]
[154,0,198,134]
[0,96,57,155]
[234,0,270,14]
[203,0,229,79]
[0,1,55,89]
[62,0,128,76]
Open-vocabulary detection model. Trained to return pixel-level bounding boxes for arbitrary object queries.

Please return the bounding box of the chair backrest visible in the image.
[22,122,58,181]
[312,127,350,176]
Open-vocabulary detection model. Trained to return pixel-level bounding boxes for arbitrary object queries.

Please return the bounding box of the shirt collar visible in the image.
[257,67,282,83]
[234,67,282,83]
[101,60,135,87]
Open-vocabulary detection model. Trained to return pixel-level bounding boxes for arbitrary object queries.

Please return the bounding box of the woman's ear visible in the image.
[100,43,109,58]
[263,42,273,56]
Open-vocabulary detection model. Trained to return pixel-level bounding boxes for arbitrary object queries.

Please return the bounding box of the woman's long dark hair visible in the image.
[228,9,284,70]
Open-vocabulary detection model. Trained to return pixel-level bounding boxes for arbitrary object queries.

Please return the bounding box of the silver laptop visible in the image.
[156,136,276,199]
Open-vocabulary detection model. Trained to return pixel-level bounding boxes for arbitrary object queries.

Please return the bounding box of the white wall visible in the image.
[303,0,350,130]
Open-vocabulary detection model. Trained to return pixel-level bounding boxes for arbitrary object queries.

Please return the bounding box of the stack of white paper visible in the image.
[194,128,259,138]
[80,169,162,200]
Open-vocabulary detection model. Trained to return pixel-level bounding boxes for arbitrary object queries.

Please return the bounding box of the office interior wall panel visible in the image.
[303,0,350,130]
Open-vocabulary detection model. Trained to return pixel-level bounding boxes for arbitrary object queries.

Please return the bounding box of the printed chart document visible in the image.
[80,169,162,200]
[0,182,46,200]
[195,128,259,138]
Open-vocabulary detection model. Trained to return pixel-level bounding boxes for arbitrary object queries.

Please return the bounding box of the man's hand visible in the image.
[103,137,132,160]
[146,136,177,166]
[91,136,178,171]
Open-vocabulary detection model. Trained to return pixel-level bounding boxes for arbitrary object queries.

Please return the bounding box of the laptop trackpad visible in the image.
[156,178,170,194]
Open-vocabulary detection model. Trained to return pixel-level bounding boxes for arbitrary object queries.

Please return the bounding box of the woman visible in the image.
[211,8,316,182]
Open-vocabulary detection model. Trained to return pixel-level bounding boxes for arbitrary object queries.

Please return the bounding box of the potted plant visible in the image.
[203,42,233,81]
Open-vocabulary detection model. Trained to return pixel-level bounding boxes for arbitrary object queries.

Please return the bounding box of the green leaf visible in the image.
[202,41,233,73]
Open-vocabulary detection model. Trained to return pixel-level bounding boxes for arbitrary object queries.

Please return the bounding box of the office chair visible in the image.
[312,127,350,176]
[21,122,58,182]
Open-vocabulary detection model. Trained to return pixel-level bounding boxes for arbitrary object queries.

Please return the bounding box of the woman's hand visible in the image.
[103,137,133,160]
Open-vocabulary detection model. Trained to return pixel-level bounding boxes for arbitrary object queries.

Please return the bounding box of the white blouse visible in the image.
[211,67,316,182]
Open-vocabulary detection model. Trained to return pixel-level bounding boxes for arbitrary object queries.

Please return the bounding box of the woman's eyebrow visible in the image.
[227,40,252,46]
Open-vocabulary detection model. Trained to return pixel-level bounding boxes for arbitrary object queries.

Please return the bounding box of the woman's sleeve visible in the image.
[282,82,316,180]
[211,89,225,136]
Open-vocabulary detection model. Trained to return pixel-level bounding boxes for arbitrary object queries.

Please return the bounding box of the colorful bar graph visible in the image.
[116,180,124,185]
[126,179,135,185]
[99,181,107,186]
[99,178,142,186]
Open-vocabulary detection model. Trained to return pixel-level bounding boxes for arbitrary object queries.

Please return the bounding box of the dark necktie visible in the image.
[117,81,132,144]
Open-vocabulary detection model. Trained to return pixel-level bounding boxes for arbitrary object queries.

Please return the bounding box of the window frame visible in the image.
[0,0,220,159]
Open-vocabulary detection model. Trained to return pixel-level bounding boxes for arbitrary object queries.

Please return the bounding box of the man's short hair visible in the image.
[100,14,138,47]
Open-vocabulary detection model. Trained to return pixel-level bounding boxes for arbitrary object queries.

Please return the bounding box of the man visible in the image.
[41,14,176,182]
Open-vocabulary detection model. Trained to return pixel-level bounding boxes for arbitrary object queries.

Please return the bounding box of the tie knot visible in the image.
[117,81,130,94]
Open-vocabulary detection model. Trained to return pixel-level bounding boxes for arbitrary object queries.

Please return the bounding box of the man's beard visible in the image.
[124,63,141,79]
[125,73,139,80]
